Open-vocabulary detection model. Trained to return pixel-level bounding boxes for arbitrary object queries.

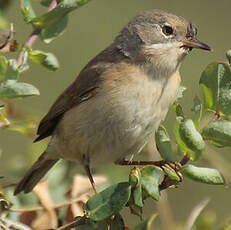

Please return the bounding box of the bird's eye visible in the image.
[162,25,174,36]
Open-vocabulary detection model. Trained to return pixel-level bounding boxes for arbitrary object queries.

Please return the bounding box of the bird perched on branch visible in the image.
[14,9,211,195]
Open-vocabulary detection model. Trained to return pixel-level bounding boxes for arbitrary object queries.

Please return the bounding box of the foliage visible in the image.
[0,1,230,230]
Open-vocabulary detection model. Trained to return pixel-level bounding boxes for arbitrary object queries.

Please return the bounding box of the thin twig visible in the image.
[180,153,190,166]
[117,159,168,167]
[55,216,87,230]
[48,0,58,11]
[0,217,32,230]
[9,195,86,212]
[16,0,59,67]
[211,112,220,121]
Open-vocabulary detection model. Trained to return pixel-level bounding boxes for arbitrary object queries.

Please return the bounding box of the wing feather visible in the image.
[34,65,105,142]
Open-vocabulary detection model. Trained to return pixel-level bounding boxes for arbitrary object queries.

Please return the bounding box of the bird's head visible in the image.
[115,10,211,77]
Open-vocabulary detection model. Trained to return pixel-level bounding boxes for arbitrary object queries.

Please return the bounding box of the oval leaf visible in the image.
[129,167,143,208]
[31,0,92,29]
[20,0,36,23]
[202,120,231,147]
[0,56,8,81]
[140,166,161,201]
[200,62,231,118]
[29,50,59,71]
[181,164,225,185]
[0,58,19,82]
[155,125,177,162]
[0,80,40,99]
[85,182,131,221]
[174,117,193,157]
[40,15,68,43]
[6,59,19,80]
[179,119,205,161]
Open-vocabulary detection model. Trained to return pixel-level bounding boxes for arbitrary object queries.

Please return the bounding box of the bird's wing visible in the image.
[34,63,107,142]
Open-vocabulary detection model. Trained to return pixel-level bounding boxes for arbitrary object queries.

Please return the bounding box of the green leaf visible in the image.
[29,50,59,71]
[176,85,187,101]
[129,167,143,208]
[0,58,19,82]
[31,0,92,29]
[201,120,231,147]
[40,15,68,43]
[179,119,205,161]
[200,62,231,118]
[155,125,177,162]
[85,182,131,221]
[40,0,53,7]
[174,117,193,157]
[140,166,161,201]
[191,96,202,129]
[20,0,36,23]
[181,164,225,185]
[133,213,157,230]
[6,59,19,80]
[0,56,8,81]
[0,80,40,99]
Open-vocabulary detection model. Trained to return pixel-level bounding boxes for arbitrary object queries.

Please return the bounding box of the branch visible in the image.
[16,0,59,67]
[9,195,87,213]
[209,108,220,122]
[55,216,87,230]
[0,217,32,230]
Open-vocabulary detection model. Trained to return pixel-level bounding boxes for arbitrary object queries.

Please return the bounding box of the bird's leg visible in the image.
[84,164,98,194]
[163,161,183,181]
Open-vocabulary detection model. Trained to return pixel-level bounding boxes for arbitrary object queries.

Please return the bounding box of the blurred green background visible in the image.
[1,0,231,229]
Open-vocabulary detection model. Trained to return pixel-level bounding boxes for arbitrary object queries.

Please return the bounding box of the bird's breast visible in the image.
[120,70,181,135]
[55,66,181,165]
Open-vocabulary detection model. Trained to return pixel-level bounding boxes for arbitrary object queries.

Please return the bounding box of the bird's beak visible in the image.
[182,38,211,51]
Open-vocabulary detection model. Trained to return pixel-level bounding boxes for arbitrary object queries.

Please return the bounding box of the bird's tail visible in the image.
[14,151,59,195]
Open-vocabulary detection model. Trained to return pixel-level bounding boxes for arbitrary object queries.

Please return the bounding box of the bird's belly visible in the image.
[56,72,180,165]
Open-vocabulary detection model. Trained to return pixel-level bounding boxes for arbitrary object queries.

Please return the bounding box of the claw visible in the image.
[162,162,183,182]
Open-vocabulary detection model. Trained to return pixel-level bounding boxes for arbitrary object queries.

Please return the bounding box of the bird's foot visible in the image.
[116,159,183,181]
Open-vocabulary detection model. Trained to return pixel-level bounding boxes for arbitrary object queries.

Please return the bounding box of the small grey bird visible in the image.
[14,9,210,195]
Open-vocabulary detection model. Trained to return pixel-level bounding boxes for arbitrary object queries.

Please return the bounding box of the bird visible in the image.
[14,9,211,195]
